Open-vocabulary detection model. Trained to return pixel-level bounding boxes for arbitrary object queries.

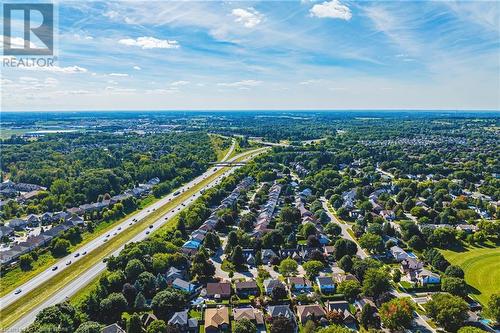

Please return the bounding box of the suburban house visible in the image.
[204,306,230,333]
[168,309,198,333]
[0,225,14,238]
[296,304,326,324]
[206,282,231,299]
[263,279,284,295]
[323,245,335,258]
[400,258,424,274]
[267,305,297,327]
[416,268,441,285]
[332,273,359,284]
[316,276,335,294]
[233,307,264,326]
[166,267,185,283]
[172,278,196,294]
[326,301,356,324]
[288,277,312,293]
[101,323,126,333]
[242,249,256,266]
[234,280,259,297]
[390,246,409,262]
[261,249,277,264]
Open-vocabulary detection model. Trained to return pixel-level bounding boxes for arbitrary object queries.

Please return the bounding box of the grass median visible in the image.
[0,148,266,330]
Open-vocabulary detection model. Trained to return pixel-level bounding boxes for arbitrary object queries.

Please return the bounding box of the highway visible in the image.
[1,140,235,309]
[4,147,268,331]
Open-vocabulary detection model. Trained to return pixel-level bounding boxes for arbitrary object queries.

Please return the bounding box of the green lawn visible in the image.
[441,243,500,305]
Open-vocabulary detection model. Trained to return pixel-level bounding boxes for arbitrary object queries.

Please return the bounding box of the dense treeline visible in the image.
[1,132,217,219]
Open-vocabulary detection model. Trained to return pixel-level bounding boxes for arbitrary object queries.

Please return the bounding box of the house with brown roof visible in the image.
[296,304,326,324]
[204,306,230,333]
[233,307,264,326]
[326,301,356,324]
[288,277,312,293]
[206,282,231,299]
[235,280,259,297]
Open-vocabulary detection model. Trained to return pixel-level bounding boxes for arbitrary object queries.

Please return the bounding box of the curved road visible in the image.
[5,147,268,331]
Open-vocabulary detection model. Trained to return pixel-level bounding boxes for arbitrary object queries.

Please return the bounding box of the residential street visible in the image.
[320,197,368,259]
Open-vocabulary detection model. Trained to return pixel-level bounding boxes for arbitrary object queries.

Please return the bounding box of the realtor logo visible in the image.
[3,3,54,55]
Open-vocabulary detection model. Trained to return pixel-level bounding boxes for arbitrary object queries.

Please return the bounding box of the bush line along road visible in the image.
[0,146,268,331]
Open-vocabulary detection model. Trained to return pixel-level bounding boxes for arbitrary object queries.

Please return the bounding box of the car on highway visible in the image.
[129,222,133,225]
[15,289,22,295]
[52,266,58,271]
[145,231,150,235]
[148,225,153,229]
[173,191,180,196]
[104,239,108,242]
[66,261,72,265]
[113,232,117,235]
[74,253,80,258]
[82,251,87,255]
[118,227,121,230]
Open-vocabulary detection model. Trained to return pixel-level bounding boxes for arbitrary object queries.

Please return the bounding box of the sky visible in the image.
[1,0,500,111]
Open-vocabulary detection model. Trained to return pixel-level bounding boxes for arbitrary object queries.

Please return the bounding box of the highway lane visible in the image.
[6,148,268,332]
[0,140,239,308]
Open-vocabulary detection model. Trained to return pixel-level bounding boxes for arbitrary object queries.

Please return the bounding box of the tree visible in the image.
[279,258,298,276]
[441,277,468,297]
[424,293,468,332]
[225,231,238,254]
[126,313,142,333]
[269,316,295,333]
[147,320,168,333]
[125,259,146,282]
[445,265,465,279]
[279,206,301,224]
[19,253,34,271]
[99,293,128,323]
[333,238,357,260]
[379,298,415,331]
[271,284,288,300]
[326,310,344,324]
[302,222,317,238]
[316,325,352,333]
[233,318,257,333]
[190,248,215,281]
[324,223,342,238]
[359,233,384,254]
[303,320,316,333]
[50,238,70,257]
[302,260,324,279]
[487,293,500,322]
[75,321,103,333]
[122,283,137,305]
[337,280,361,301]
[231,245,246,268]
[362,269,391,297]
[360,304,379,329]
[204,232,221,251]
[134,292,147,310]
[151,289,188,320]
[338,255,353,273]
[457,327,488,333]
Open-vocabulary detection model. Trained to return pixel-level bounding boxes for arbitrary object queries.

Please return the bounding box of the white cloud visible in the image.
[171,80,190,86]
[300,79,323,85]
[133,66,141,70]
[21,65,88,74]
[310,0,352,20]
[109,73,129,77]
[118,37,179,49]
[217,80,262,87]
[0,36,38,49]
[232,8,263,28]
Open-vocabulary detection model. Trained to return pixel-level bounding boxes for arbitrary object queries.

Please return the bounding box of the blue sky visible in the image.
[2,0,500,111]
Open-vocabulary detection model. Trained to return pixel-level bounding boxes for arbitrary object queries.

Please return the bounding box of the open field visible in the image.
[441,243,500,305]
[0,148,266,330]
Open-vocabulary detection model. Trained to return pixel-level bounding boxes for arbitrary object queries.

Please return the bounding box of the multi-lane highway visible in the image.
[3,146,268,331]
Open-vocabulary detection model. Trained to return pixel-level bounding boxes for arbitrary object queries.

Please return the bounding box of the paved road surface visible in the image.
[320,198,368,259]
[6,148,268,332]
[0,139,236,310]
